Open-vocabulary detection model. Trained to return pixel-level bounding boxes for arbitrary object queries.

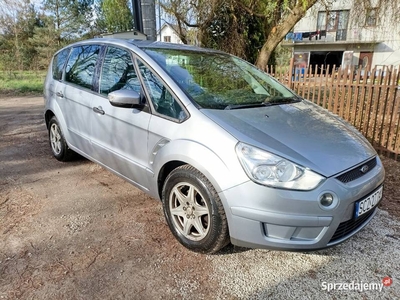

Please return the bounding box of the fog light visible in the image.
[320,193,334,207]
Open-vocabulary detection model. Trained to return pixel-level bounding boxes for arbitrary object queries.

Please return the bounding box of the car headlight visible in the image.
[236,142,325,190]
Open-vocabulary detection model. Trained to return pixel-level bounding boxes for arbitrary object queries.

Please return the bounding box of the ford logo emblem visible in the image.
[360,165,369,173]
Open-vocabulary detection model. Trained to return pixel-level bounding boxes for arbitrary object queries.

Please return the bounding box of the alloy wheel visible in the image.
[169,182,210,241]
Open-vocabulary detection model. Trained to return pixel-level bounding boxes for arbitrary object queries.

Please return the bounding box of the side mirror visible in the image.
[108,89,143,108]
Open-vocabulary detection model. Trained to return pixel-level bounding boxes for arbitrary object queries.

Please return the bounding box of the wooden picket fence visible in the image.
[265,60,400,160]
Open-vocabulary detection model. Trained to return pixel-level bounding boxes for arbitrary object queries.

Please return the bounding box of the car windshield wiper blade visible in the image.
[265,96,301,105]
[224,97,301,110]
[224,102,267,110]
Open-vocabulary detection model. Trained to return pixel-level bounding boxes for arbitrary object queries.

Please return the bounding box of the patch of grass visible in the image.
[0,70,46,96]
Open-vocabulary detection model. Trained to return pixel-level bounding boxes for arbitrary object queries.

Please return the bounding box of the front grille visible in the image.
[336,157,377,183]
[329,208,376,243]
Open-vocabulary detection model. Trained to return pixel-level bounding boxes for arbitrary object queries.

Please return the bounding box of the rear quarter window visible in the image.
[52,48,70,80]
[65,45,100,90]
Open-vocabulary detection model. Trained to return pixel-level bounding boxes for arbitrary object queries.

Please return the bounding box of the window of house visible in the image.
[65,45,100,90]
[366,8,377,26]
[99,46,141,95]
[164,36,171,42]
[317,10,349,41]
[317,12,327,31]
[326,11,338,31]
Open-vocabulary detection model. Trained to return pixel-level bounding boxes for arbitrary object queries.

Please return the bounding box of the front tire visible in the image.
[162,165,230,253]
[48,116,74,161]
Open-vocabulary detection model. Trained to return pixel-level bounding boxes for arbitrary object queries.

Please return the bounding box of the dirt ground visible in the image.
[0,96,399,299]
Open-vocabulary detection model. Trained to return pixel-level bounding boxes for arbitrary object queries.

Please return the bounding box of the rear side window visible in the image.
[99,46,140,95]
[52,48,70,80]
[65,45,100,90]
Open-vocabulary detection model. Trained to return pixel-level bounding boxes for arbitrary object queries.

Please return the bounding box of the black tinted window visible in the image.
[99,47,140,95]
[52,48,70,80]
[65,45,100,89]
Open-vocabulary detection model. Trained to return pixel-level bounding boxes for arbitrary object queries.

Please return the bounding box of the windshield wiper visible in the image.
[224,96,301,110]
[224,102,267,110]
[265,96,301,105]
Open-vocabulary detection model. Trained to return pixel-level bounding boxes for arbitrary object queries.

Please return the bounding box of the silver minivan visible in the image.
[44,38,385,253]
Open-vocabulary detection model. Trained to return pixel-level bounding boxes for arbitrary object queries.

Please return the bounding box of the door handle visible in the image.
[56,91,64,98]
[93,106,105,115]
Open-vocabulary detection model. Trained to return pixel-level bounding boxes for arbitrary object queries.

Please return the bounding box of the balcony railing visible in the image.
[284,28,381,44]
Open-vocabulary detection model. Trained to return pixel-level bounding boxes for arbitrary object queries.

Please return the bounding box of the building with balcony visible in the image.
[283,0,400,70]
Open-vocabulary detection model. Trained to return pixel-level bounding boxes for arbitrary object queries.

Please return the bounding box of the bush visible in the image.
[0,70,46,95]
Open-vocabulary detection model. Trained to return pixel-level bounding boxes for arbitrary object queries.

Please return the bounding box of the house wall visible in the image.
[373,40,400,66]
[158,26,183,44]
[291,0,400,67]
[295,1,351,34]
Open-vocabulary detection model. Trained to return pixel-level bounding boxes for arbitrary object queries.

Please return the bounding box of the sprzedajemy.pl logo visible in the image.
[321,277,393,292]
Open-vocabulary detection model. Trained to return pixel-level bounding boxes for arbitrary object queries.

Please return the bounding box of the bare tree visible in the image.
[240,1,319,68]
[159,0,400,68]
[158,0,320,66]
[159,0,221,45]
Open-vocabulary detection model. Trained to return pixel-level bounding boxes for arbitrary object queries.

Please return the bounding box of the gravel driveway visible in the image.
[0,96,399,299]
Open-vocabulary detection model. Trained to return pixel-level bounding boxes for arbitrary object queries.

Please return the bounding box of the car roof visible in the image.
[55,38,227,57]
[126,40,223,54]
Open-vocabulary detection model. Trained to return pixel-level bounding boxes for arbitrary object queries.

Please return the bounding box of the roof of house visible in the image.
[160,22,187,36]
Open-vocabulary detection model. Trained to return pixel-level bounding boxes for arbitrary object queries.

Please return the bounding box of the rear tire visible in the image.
[48,116,74,161]
[162,165,230,254]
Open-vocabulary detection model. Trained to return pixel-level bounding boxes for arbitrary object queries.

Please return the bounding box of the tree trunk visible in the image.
[255,1,318,69]
[256,33,282,70]
[176,19,188,44]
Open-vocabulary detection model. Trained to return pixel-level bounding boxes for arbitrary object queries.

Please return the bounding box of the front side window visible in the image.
[52,48,70,80]
[65,45,100,90]
[99,46,140,95]
[143,48,295,110]
[138,60,187,121]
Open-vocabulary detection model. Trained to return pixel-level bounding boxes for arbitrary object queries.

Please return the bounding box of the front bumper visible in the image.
[219,157,385,250]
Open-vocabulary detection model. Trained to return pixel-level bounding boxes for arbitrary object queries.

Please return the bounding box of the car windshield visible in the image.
[143,48,298,110]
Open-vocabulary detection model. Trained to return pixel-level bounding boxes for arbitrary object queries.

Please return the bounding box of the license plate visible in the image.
[355,186,383,218]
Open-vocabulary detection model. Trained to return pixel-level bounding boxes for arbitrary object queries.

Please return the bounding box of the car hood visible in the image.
[202,100,376,177]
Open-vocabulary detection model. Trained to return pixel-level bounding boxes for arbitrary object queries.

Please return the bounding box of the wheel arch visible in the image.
[161,164,230,253]
[153,139,247,200]
[157,160,187,199]
[44,103,71,145]
[45,110,55,129]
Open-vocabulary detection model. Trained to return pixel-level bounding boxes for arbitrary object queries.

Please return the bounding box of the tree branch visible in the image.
[234,1,268,19]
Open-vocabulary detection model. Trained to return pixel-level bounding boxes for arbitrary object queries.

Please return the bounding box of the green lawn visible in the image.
[0,70,46,95]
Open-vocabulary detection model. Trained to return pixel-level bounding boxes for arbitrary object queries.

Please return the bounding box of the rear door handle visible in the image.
[93,106,105,115]
[56,91,64,98]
